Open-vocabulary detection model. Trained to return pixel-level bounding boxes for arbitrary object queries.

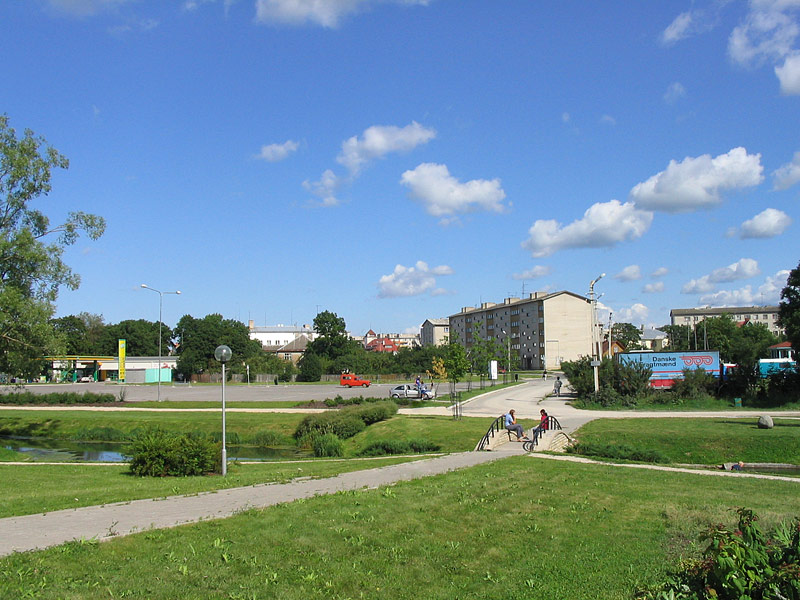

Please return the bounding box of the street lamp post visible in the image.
[215,345,232,476]
[141,284,181,402]
[501,329,511,382]
[589,273,605,393]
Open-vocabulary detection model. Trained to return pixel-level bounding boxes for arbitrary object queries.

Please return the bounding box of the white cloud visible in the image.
[613,303,649,325]
[600,114,616,126]
[651,267,669,278]
[682,258,762,293]
[400,163,508,221]
[44,0,130,16]
[614,265,642,282]
[729,4,799,67]
[773,150,800,188]
[664,81,687,103]
[561,112,570,123]
[739,208,792,238]
[776,51,800,92]
[256,140,299,162]
[337,121,435,175]
[377,261,453,298]
[512,266,551,280]
[642,282,665,294]
[522,200,653,258]
[255,0,431,28]
[699,269,790,306]
[629,147,763,213]
[302,169,343,206]
[305,121,434,206]
[662,11,694,44]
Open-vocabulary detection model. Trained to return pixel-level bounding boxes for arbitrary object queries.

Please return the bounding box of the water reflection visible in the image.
[2,436,308,462]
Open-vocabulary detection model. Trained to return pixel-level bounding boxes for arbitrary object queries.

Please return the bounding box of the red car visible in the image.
[340,373,370,388]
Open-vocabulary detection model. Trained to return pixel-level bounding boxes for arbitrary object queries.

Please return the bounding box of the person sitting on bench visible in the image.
[504,410,528,441]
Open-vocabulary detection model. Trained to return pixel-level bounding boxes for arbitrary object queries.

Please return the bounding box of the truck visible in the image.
[340,373,371,388]
[618,351,720,389]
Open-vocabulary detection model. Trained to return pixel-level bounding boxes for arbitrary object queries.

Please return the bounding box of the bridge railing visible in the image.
[523,416,563,452]
[475,414,508,451]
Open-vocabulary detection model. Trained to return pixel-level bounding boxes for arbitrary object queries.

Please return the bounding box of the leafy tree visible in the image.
[50,315,88,355]
[444,343,469,391]
[0,115,105,377]
[778,260,800,353]
[99,319,167,357]
[297,351,323,382]
[306,310,359,364]
[662,324,690,351]
[611,322,641,350]
[174,314,262,378]
[468,334,504,377]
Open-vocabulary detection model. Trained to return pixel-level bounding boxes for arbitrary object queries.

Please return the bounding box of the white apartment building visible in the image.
[448,291,593,370]
[420,318,450,346]
[248,322,316,347]
[670,306,783,337]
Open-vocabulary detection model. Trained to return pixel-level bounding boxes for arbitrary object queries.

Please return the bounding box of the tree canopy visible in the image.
[0,116,105,377]
[778,260,800,353]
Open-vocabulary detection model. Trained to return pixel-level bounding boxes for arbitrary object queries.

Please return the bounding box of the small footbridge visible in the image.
[475,414,575,453]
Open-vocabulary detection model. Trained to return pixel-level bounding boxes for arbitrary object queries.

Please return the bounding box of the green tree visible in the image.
[467,334,504,377]
[305,310,359,366]
[778,260,800,353]
[662,324,690,351]
[297,351,323,382]
[99,319,167,357]
[0,116,105,377]
[611,322,642,350]
[444,342,469,392]
[175,314,262,378]
[50,315,87,355]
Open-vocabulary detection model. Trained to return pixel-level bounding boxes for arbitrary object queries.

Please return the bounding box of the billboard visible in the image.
[118,339,126,382]
[618,351,720,388]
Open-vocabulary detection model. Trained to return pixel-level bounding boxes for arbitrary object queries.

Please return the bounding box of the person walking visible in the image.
[553,376,562,397]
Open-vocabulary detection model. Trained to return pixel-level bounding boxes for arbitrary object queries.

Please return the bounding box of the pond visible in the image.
[1,436,309,463]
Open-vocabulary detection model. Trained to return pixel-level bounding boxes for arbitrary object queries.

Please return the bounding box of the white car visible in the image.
[389,384,436,400]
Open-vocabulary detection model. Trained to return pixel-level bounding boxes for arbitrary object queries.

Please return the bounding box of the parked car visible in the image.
[389,384,435,400]
[340,373,370,387]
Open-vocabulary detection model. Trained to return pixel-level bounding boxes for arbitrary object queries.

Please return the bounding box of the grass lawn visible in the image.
[0,456,430,519]
[1,456,799,599]
[572,417,800,464]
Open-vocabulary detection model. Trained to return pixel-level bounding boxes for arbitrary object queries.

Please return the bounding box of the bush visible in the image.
[311,433,344,457]
[639,508,800,600]
[249,430,290,447]
[566,442,668,463]
[358,439,412,456]
[209,431,241,445]
[0,391,118,405]
[671,367,717,400]
[344,401,397,425]
[296,352,323,382]
[408,438,441,453]
[294,412,366,441]
[129,429,220,477]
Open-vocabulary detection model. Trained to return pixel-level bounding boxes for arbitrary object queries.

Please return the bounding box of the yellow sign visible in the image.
[118,339,126,382]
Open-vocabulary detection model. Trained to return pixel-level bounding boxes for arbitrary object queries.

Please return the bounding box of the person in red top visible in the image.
[539,409,549,431]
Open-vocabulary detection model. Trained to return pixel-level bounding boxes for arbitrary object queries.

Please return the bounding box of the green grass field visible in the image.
[571,417,800,464]
[1,456,798,600]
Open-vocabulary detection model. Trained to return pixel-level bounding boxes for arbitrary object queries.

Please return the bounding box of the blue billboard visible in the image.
[618,351,720,388]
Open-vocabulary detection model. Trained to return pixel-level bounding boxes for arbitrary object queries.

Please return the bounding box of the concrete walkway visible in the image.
[0,449,523,557]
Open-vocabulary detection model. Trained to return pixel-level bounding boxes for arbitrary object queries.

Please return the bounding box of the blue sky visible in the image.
[2,0,799,335]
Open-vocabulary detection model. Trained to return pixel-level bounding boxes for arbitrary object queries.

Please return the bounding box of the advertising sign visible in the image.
[118,339,126,382]
[618,351,720,388]
[489,360,498,380]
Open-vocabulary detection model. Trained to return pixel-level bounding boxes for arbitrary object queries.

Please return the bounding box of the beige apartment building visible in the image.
[420,318,450,346]
[670,306,783,337]
[448,291,593,370]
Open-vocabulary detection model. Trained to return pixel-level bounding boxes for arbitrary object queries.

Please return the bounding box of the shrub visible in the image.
[296,352,322,382]
[671,367,717,400]
[344,400,397,425]
[358,439,412,457]
[311,433,344,457]
[129,429,220,477]
[209,431,241,445]
[294,412,366,441]
[566,442,668,463]
[639,508,800,600]
[249,430,290,447]
[408,438,441,453]
[0,391,117,405]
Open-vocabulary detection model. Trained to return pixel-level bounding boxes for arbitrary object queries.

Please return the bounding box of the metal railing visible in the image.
[523,416,562,452]
[475,414,508,451]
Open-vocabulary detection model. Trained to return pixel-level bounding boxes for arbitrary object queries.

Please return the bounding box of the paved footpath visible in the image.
[0,449,522,557]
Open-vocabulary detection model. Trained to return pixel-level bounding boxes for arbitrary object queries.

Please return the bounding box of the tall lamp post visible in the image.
[140,284,181,402]
[215,345,232,476]
[589,273,605,393]
[501,329,511,381]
